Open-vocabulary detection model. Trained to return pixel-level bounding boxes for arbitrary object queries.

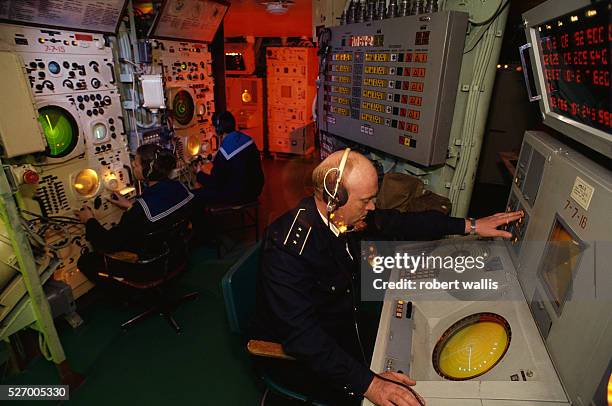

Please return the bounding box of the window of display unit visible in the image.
[225,52,246,72]
[536,0,611,135]
[37,106,80,158]
[538,217,585,315]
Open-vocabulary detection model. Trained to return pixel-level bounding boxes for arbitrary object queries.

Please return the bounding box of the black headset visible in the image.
[212,112,223,135]
[323,148,351,213]
[143,146,161,181]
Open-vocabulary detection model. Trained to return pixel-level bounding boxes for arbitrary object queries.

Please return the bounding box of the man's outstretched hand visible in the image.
[465,211,524,238]
[364,371,424,406]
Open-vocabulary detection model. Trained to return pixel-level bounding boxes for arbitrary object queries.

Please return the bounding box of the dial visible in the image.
[93,123,107,142]
[73,169,100,196]
[48,61,61,74]
[37,106,79,158]
[432,313,511,380]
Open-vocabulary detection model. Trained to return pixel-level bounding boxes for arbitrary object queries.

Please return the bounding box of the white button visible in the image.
[331,286,336,291]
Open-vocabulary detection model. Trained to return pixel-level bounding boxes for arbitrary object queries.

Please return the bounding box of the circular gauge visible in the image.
[92,123,107,142]
[37,106,79,158]
[172,90,195,126]
[73,169,100,196]
[48,61,61,74]
[241,89,252,103]
[432,313,511,380]
[187,135,201,156]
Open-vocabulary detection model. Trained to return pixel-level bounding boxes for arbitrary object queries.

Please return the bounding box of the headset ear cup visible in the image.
[335,185,349,208]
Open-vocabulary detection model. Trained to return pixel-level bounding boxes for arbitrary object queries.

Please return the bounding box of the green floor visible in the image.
[3,244,264,405]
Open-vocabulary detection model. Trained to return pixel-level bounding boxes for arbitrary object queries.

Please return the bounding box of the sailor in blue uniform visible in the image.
[193,111,264,205]
[75,144,193,282]
[250,149,523,406]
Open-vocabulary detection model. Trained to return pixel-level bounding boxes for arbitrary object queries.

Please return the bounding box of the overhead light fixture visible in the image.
[260,1,294,15]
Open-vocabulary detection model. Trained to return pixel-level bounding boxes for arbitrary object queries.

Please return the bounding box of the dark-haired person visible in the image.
[75,144,194,283]
[193,111,264,205]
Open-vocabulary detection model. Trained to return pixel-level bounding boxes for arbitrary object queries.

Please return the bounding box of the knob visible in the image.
[23,170,39,184]
[105,178,120,191]
[91,78,101,88]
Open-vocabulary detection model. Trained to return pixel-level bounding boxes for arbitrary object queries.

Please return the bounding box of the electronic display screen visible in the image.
[539,219,584,313]
[225,52,246,72]
[349,35,384,47]
[537,0,611,135]
[37,106,79,158]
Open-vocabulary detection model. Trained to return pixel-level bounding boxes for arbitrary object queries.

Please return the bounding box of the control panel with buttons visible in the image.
[151,39,216,163]
[0,24,132,297]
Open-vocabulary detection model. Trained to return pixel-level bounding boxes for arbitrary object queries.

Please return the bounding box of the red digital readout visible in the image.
[538,2,611,134]
[407,109,421,120]
[405,123,419,133]
[410,82,424,92]
[414,52,428,63]
[412,68,426,77]
[409,96,422,106]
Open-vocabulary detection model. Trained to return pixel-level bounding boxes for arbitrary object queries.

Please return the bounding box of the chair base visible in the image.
[121,291,200,333]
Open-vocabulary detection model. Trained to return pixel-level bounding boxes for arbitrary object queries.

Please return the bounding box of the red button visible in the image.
[23,170,39,184]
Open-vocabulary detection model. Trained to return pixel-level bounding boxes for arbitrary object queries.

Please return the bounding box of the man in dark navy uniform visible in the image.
[193,111,264,205]
[251,149,522,405]
[76,145,193,282]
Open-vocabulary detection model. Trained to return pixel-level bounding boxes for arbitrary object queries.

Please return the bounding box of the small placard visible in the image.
[570,176,595,210]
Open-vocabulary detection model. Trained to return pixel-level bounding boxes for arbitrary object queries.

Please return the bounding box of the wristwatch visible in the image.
[468,218,477,235]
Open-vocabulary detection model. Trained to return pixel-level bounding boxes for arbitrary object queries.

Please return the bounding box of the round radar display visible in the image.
[37,106,79,158]
[187,135,201,156]
[73,169,99,196]
[432,313,511,380]
[93,123,107,142]
[172,90,195,126]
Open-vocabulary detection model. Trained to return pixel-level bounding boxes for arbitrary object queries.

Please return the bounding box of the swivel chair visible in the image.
[101,218,199,333]
[221,242,328,406]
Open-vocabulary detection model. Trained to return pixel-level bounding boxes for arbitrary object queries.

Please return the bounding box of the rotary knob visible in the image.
[105,178,120,191]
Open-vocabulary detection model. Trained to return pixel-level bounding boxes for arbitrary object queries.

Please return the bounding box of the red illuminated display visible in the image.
[409,96,422,106]
[538,1,611,134]
[412,68,426,77]
[410,82,424,92]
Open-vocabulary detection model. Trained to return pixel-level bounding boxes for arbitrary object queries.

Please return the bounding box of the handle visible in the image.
[519,43,541,102]
[106,63,116,84]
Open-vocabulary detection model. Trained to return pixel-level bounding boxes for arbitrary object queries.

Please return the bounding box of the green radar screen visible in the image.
[37,106,79,158]
[172,90,195,125]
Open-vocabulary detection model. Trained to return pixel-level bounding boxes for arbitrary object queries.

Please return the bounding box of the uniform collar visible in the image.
[317,207,341,237]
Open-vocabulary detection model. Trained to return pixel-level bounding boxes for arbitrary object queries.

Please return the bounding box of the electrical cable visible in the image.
[463,0,510,54]
[468,0,508,26]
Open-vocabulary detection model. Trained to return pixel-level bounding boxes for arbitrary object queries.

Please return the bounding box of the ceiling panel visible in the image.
[224,0,312,37]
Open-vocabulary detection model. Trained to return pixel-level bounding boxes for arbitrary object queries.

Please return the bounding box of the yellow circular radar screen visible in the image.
[432,313,511,380]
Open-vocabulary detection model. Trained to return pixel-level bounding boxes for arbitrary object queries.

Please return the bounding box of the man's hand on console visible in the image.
[465,211,524,238]
[74,206,95,223]
[364,371,424,406]
[108,192,132,210]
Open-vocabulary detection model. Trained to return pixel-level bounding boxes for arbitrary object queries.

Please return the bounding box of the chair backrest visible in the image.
[139,218,190,263]
[221,242,262,335]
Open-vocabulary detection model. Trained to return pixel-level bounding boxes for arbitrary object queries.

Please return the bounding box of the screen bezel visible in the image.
[522,0,612,158]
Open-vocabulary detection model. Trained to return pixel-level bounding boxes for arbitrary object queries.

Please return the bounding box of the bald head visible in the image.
[312,149,377,199]
[312,149,378,227]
